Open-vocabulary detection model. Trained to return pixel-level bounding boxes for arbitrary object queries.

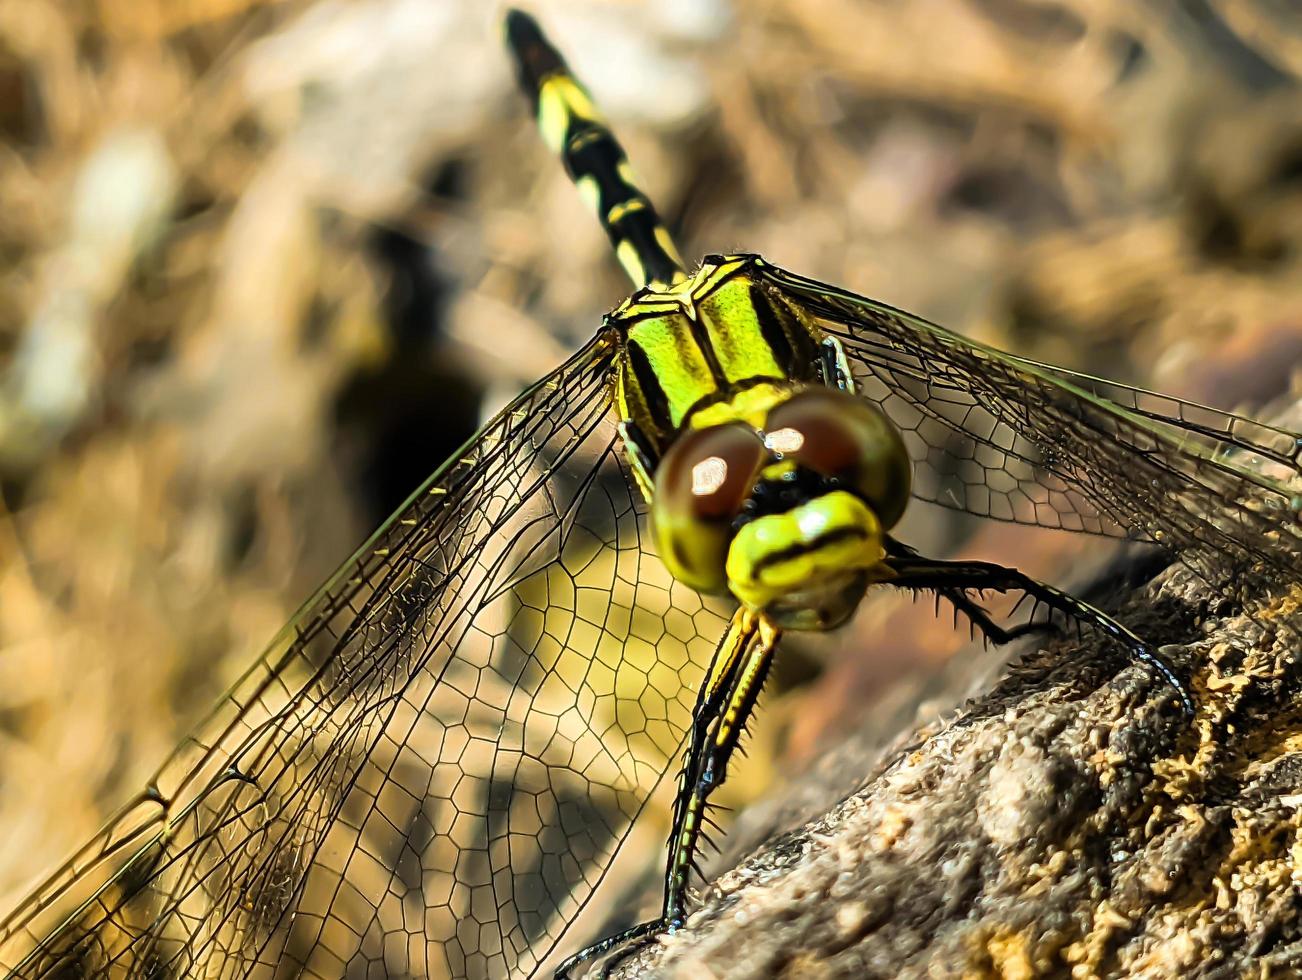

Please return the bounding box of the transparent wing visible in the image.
[0,331,730,980]
[760,260,1302,588]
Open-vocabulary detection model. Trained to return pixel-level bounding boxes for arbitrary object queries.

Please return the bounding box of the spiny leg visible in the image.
[935,584,1058,646]
[504,9,687,290]
[555,609,780,978]
[884,538,1056,647]
[880,538,1194,715]
[668,610,779,912]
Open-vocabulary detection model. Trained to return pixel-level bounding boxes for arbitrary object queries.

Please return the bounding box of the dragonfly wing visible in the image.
[759,261,1302,588]
[0,331,730,979]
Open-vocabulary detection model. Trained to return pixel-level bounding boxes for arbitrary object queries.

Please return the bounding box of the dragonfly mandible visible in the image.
[1,8,1299,980]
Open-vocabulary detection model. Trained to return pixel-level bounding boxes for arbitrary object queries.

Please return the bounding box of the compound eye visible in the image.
[651,422,766,594]
[764,388,912,529]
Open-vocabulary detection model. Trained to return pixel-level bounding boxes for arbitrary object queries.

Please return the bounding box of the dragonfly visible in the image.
[2,8,1300,980]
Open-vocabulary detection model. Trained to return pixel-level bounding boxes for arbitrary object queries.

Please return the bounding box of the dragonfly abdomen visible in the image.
[504,9,685,291]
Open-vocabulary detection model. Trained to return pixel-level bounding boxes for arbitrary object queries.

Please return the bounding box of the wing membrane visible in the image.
[761,260,1302,588]
[0,332,731,979]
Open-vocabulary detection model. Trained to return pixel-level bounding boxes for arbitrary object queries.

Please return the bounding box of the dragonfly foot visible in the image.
[882,537,1196,717]
[555,918,673,979]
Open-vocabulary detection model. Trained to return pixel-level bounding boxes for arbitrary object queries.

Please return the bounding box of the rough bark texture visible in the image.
[611,414,1302,979]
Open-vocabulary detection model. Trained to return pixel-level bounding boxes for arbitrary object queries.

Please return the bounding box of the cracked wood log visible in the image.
[611,405,1302,980]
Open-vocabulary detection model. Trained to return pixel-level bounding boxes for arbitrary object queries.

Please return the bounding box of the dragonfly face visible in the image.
[609,256,912,630]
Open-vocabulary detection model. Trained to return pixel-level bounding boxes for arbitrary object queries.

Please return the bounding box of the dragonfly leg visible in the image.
[880,537,1195,716]
[555,609,780,978]
[936,583,1060,646]
[884,537,1058,646]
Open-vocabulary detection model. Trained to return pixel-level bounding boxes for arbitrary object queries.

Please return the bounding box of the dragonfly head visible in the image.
[651,387,911,630]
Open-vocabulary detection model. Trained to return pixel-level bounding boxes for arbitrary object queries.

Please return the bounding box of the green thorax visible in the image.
[611,255,822,458]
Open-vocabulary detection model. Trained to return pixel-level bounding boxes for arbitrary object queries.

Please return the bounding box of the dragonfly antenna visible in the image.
[504,8,688,290]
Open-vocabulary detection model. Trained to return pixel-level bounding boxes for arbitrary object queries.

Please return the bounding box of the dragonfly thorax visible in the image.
[611,255,823,459]
[650,385,912,631]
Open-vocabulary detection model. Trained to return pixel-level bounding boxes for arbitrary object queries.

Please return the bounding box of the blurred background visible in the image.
[0,0,1299,923]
